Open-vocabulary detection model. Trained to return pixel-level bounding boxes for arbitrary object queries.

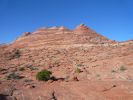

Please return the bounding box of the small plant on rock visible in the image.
[8,49,21,60]
[119,66,127,71]
[27,65,38,71]
[5,72,20,80]
[36,70,52,81]
[18,67,25,71]
[111,69,117,73]
[23,78,33,83]
[75,68,81,73]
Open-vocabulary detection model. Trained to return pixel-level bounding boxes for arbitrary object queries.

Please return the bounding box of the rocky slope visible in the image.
[0,24,133,100]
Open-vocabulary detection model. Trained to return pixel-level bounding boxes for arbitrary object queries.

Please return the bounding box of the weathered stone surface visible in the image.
[0,25,133,100]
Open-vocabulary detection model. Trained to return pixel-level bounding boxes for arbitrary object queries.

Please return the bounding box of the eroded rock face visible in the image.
[22,32,31,37]
[9,24,113,49]
[0,24,133,100]
[75,24,90,31]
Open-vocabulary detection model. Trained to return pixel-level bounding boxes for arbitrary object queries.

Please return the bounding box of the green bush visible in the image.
[36,70,52,81]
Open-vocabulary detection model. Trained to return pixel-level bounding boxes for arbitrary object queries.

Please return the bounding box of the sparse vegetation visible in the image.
[5,72,20,80]
[64,75,70,82]
[27,65,38,71]
[76,64,84,67]
[0,68,5,71]
[96,74,100,77]
[75,68,81,73]
[18,67,25,71]
[36,70,52,81]
[111,70,117,73]
[23,78,33,83]
[9,49,21,60]
[119,66,127,71]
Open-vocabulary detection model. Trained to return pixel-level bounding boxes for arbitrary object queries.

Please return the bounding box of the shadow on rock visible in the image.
[0,94,8,100]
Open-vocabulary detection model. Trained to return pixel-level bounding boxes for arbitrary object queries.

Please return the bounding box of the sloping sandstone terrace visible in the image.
[0,24,133,100]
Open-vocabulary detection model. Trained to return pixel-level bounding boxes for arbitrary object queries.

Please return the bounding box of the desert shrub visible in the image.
[5,72,20,80]
[18,67,25,71]
[23,78,32,83]
[75,68,81,73]
[119,66,126,71]
[111,70,117,73]
[27,65,38,71]
[9,49,21,60]
[36,70,52,81]
[96,74,100,77]
[76,64,84,67]
[64,75,70,82]
[0,68,5,71]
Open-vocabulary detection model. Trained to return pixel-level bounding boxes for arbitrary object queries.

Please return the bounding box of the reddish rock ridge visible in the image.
[0,24,133,100]
[9,24,114,49]
[74,24,94,32]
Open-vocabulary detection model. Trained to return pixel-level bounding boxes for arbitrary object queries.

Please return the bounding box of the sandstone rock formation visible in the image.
[0,24,133,100]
